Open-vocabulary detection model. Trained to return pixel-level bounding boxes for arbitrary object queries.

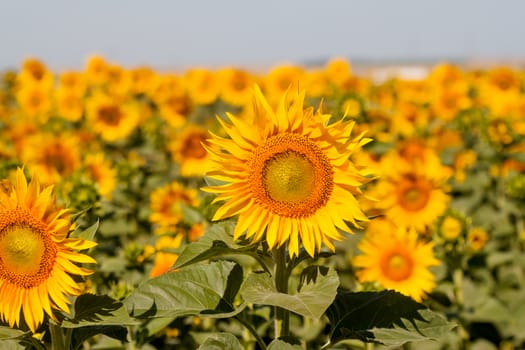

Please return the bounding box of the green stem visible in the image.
[273,245,290,339]
[235,315,267,350]
[48,321,65,350]
[453,268,469,349]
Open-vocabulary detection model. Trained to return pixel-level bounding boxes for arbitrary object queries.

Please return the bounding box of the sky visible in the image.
[0,0,524,71]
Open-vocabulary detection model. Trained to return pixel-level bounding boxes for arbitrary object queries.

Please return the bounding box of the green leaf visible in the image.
[173,222,253,270]
[124,260,239,318]
[0,327,25,340]
[62,294,139,328]
[326,290,455,346]
[197,332,243,350]
[267,339,303,350]
[73,219,99,241]
[240,267,339,319]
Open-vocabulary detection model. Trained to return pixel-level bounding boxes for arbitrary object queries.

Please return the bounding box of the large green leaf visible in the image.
[62,294,139,328]
[124,260,239,318]
[173,221,255,270]
[326,290,456,346]
[197,332,243,350]
[240,267,339,319]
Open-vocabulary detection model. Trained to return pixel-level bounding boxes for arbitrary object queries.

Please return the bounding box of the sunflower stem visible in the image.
[273,245,290,339]
[48,321,65,350]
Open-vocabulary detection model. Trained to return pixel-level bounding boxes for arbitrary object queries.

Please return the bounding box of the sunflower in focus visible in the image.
[353,220,439,301]
[204,85,372,258]
[0,168,96,332]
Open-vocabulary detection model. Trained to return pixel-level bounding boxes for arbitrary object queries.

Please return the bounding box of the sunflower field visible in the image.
[0,57,525,350]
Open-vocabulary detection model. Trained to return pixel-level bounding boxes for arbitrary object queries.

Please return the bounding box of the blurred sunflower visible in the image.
[17,58,54,89]
[149,235,183,278]
[374,170,450,232]
[184,68,220,105]
[168,124,214,177]
[204,85,372,257]
[263,65,304,104]
[16,85,52,121]
[218,67,255,106]
[83,153,117,199]
[21,132,82,185]
[149,181,200,235]
[86,92,140,142]
[0,168,96,332]
[55,87,84,122]
[58,71,86,96]
[353,222,439,301]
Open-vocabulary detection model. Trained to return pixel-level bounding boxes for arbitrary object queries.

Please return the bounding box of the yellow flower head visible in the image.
[86,92,140,142]
[168,124,214,177]
[149,181,200,234]
[21,132,82,186]
[203,85,372,258]
[218,67,255,106]
[353,221,439,301]
[0,168,96,332]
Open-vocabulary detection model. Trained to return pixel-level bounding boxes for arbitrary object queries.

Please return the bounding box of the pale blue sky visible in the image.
[0,0,523,70]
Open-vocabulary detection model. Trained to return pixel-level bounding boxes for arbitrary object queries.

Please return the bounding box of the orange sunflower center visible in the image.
[397,176,432,212]
[98,105,122,126]
[0,208,57,289]
[181,132,208,159]
[249,133,334,218]
[380,249,414,282]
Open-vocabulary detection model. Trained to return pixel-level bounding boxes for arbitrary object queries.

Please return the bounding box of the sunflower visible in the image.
[184,68,220,105]
[0,168,96,332]
[55,87,84,122]
[168,124,214,177]
[21,132,82,186]
[353,221,439,301]
[17,58,54,90]
[83,153,117,199]
[16,85,52,121]
[203,85,372,258]
[374,170,450,232]
[149,235,183,278]
[218,67,255,106]
[149,181,200,235]
[86,92,140,142]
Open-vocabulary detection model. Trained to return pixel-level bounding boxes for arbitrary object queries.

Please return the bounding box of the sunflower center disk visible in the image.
[398,178,431,211]
[382,252,413,282]
[250,133,334,218]
[0,222,57,288]
[264,152,315,203]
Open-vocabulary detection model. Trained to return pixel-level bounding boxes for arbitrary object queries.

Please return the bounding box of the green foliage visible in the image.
[326,290,456,347]
[241,267,339,319]
[124,261,241,319]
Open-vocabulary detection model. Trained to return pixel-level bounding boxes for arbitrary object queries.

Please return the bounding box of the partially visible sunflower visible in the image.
[17,58,54,90]
[168,124,214,177]
[149,235,183,278]
[83,153,117,199]
[21,132,82,185]
[55,87,84,122]
[149,181,200,235]
[203,85,372,257]
[218,67,255,106]
[353,221,439,301]
[0,168,96,332]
